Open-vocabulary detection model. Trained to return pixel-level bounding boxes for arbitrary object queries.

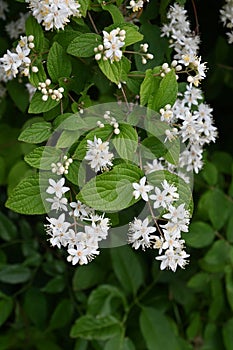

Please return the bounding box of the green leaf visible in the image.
[149,70,178,112]
[24,288,47,329]
[0,298,13,327]
[49,299,73,330]
[53,29,82,50]
[87,284,127,316]
[223,318,233,350]
[147,170,193,212]
[111,245,144,295]
[141,136,167,158]
[0,156,6,185]
[41,275,65,294]
[140,67,161,106]
[65,160,81,186]
[134,24,167,70]
[201,161,218,185]
[67,33,102,57]
[0,264,31,284]
[226,209,233,243]
[77,163,144,212]
[29,59,47,87]
[24,146,63,170]
[211,151,232,175]
[105,335,136,350]
[70,315,121,340]
[5,174,47,215]
[208,278,224,321]
[56,130,80,148]
[105,23,144,47]
[225,265,233,312]
[25,15,45,52]
[18,122,52,144]
[206,189,230,230]
[28,91,60,114]
[185,221,215,248]
[47,42,72,82]
[7,80,29,112]
[112,123,138,161]
[0,212,17,241]
[79,0,90,17]
[140,307,180,350]
[98,56,130,84]
[7,161,35,196]
[73,263,108,291]
[200,240,230,273]
[187,272,210,292]
[102,4,124,23]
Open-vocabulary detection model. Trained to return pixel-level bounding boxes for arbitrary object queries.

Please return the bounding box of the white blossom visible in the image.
[132,176,153,201]
[46,178,70,199]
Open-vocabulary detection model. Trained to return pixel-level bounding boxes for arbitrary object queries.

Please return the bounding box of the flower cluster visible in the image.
[130,177,190,271]
[139,43,154,64]
[127,0,144,12]
[97,110,120,135]
[51,155,73,175]
[0,35,34,80]
[45,174,111,265]
[94,28,126,63]
[84,136,114,173]
[220,0,233,44]
[25,0,81,31]
[38,80,64,102]
[5,12,29,39]
[161,3,207,87]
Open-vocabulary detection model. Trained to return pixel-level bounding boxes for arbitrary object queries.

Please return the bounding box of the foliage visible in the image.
[0,0,233,349]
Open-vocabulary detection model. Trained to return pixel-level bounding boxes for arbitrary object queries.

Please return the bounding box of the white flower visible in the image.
[132,176,153,201]
[5,12,29,39]
[85,136,114,172]
[70,200,89,218]
[26,0,81,31]
[46,196,68,212]
[156,248,178,271]
[45,213,71,248]
[100,28,125,63]
[67,243,99,265]
[128,217,156,250]
[163,203,190,233]
[149,187,168,209]
[0,50,21,78]
[46,178,70,198]
[144,159,164,174]
[127,0,144,12]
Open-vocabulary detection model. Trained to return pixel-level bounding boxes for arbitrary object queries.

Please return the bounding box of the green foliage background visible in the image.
[0,0,233,349]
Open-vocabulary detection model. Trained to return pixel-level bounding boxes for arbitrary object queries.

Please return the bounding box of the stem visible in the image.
[88,11,99,34]
[120,85,130,110]
[191,0,199,36]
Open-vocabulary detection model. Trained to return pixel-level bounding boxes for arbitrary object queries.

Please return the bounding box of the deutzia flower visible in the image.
[70,201,91,219]
[85,136,114,172]
[128,217,156,250]
[132,176,153,201]
[46,196,68,212]
[26,0,81,31]
[46,178,70,199]
[94,28,126,63]
[67,243,100,265]
[5,12,29,39]
[45,213,71,248]
[127,0,144,12]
